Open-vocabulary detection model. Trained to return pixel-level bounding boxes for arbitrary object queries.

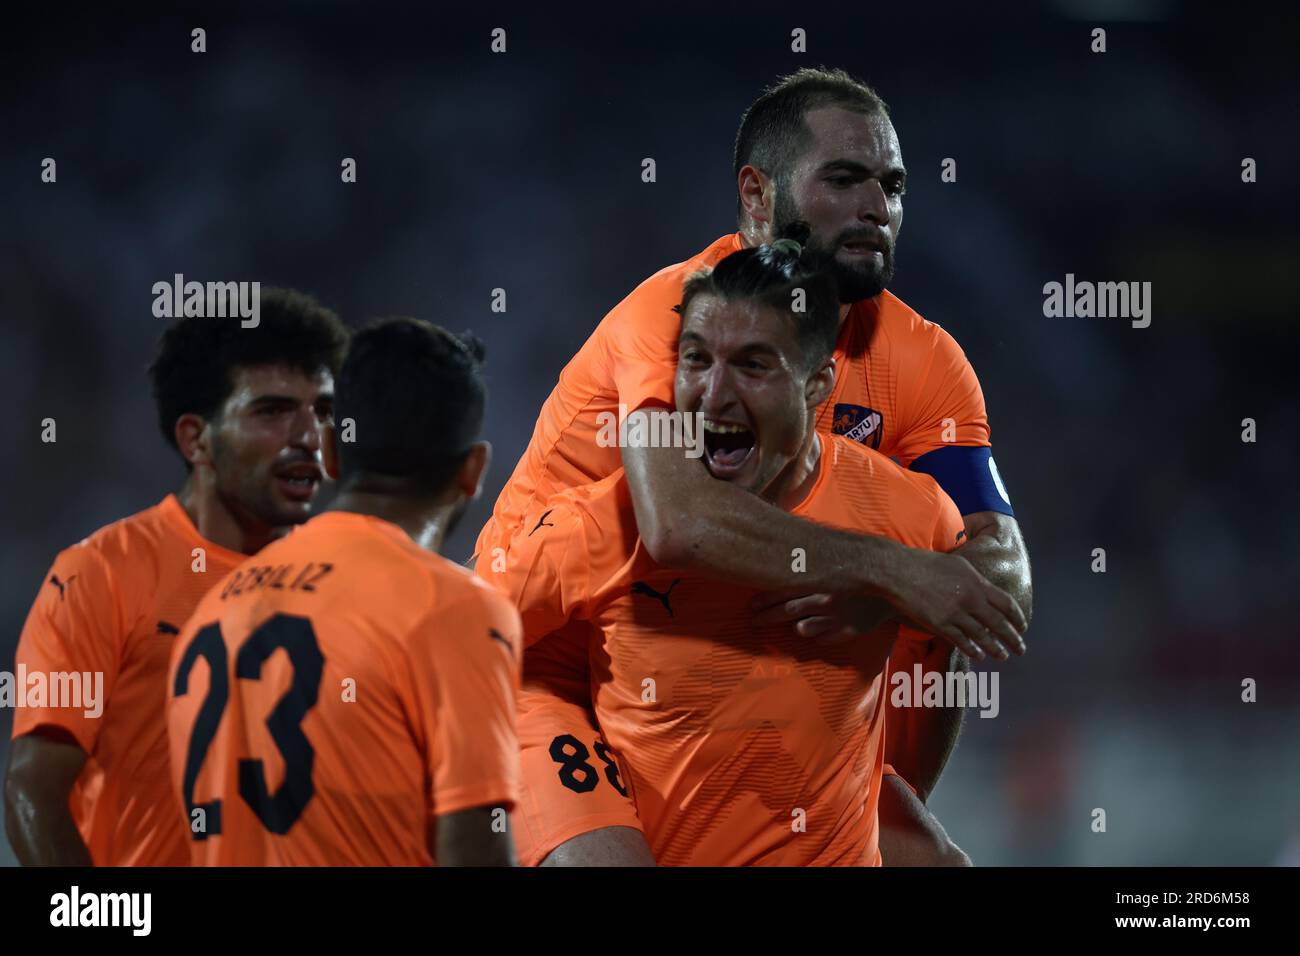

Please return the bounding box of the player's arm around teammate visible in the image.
[477,69,1030,864]
[623,421,1026,659]
[627,71,1033,831]
[502,239,986,866]
[623,75,1029,661]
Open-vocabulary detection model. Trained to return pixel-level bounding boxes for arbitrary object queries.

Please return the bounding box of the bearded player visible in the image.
[475,68,1030,865]
[492,239,985,864]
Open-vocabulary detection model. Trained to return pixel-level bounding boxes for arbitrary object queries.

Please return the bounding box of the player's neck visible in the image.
[766,431,822,512]
[177,475,280,556]
[327,489,456,554]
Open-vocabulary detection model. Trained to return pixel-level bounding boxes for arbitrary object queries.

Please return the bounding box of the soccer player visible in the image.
[166,318,521,866]
[491,239,967,864]
[474,67,1030,864]
[4,289,348,866]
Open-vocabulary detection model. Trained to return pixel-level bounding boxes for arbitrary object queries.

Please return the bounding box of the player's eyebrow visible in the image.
[679,333,780,358]
[681,330,785,359]
[731,342,783,360]
[820,158,907,184]
[249,393,331,410]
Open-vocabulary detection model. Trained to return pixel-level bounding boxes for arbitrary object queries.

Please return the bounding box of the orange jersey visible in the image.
[11,494,245,866]
[475,231,988,561]
[166,512,522,866]
[491,436,964,866]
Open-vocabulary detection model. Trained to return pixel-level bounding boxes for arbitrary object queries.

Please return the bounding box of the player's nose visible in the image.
[859,180,891,226]
[697,363,737,414]
[287,404,323,452]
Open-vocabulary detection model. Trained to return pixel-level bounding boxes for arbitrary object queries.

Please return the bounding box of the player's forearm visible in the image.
[959,516,1033,628]
[878,774,971,866]
[542,827,657,866]
[636,470,907,595]
[884,640,967,802]
[4,782,93,866]
[434,806,517,866]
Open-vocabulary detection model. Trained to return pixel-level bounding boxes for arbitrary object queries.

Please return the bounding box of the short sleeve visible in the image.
[11,545,126,752]
[891,323,990,468]
[481,502,593,647]
[410,586,523,817]
[929,488,967,554]
[604,279,681,414]
[897,478,966,646]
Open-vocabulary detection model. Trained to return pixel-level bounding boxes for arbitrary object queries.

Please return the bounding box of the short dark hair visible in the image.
[334,317,487,492]
[148,287,350,465]
[677,222,840,372]
[734,67,889,220]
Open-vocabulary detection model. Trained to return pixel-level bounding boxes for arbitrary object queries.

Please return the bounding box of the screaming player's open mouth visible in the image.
[702,419,756,480]
[274,461,323,503]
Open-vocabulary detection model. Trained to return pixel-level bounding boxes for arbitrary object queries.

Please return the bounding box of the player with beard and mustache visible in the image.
[167,318,522,866]
[475,67,1032,866]
[5,289,347,865]
[492,238,976,866]
[772,179,897,302]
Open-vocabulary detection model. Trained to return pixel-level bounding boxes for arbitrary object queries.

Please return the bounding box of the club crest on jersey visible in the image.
[831,404,883,449]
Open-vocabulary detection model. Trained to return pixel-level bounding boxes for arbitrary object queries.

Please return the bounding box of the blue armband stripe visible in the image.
[909,445,1015,517]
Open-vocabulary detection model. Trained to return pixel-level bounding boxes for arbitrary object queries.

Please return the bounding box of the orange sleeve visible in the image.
[881,764,919,798]
[11,546,125,751]
[929,486,967,554]
[410,587,523,817]
[891,324,990,468]
[488,503,593,647]
[897,479,965,645]
[604,280,681,414]
[479,488,644,864]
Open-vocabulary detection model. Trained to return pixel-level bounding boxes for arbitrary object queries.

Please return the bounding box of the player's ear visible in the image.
[175,414,214,470]
[737,164,774,235]
[455,441,491,501]
[806,357,835,409]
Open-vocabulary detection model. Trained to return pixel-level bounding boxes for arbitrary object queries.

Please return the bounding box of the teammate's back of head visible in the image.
[678,222,840,375]
[334,317,489,503]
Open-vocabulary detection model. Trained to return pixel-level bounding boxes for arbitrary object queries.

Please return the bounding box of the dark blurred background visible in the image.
[2,1,1297,865]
